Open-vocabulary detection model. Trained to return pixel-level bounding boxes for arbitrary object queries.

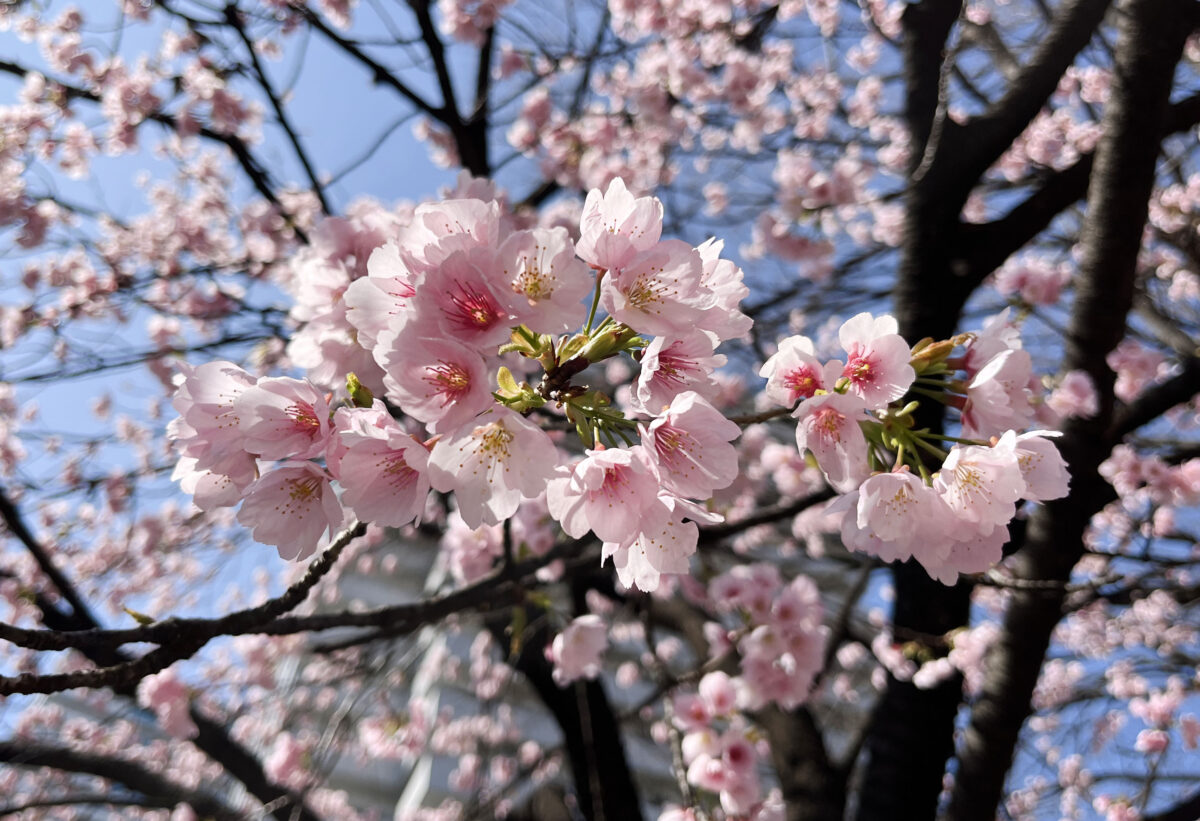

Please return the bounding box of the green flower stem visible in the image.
[584,269,606,334]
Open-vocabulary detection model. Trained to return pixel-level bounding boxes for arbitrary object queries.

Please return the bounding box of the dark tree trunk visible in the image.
[943,2,1196,818]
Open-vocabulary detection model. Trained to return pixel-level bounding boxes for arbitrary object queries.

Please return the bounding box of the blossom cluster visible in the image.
[760,310,1071,582]
[170,179,749,590]
[169,176,1070,594]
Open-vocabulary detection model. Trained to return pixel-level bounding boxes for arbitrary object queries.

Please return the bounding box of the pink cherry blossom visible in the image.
[546,614,609,685]
[961,349,1036,439]
[546,445,662,544]
[793,391,871,492]
[839,469,955,567]
[600,239,711,337]
[427,407,559,529]
[934,439,1025,535]
[639,391,740,499]
[237,462,345,561]
[234,377,332,461]
[759,335,830,406]
[633,331,726,414]
[136,668,198,740]
[381,332,493,434]
[498,226,592,333]
[837,312,915,408]
[412,249,516,348]
[343,241,417,355]
[603,504,698,592]
[576,177,663,270]
[695,238,752,341]
[1046,369,1099,420]
[1013,431,1071,501]
[333,405,431,528]
[924,527,1009,585]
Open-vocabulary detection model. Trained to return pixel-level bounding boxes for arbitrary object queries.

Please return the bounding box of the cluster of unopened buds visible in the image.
[168,177,1069,591]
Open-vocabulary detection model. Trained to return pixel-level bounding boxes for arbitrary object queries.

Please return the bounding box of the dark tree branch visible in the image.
[855,5,973,820]
[0,741,243,821]
[286,3,442,121]
[1145,788,1200,821]
[960,89,1200,285]
[224,2,331,214]
[0,57,308,243]
[0,493,327,821]
[758,705,846,821]
[952,0,1112,187]
[0,522,365,654]
[1108,355,1200,441]
[944,2,1194,818]
[0,485,101,626]
[488,602,644,821]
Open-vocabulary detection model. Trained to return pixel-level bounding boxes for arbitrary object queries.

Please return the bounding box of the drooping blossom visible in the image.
[793,391,871,492]
[961,348,1035,439]
[933,439,1025,534]
[1012,431,1071,501]
[546,445,662,544]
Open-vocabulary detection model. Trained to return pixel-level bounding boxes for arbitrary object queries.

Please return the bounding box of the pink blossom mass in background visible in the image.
[1,1,1200,821]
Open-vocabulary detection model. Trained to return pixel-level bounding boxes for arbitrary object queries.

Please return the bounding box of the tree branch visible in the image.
[944,2,1193,817]
[224,2,331,214]
[952,0,1112,187]
[0,741,243,821]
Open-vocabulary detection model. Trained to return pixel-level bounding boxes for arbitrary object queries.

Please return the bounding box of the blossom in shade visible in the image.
[925,527,1010,585]
[343,241,417,355]
[640,391,741,499]
[696,238,752,341]
[136,668,198,740]
[837,312,915,408]
[1046,369,1099,420]
[381,332,492,434]
[793,391,871,492]
[233,377,332,461]
[961,349,1035,439]
[576,177,663,270]
[838,469,954,566]
[1012,431,1071,501]
[237,462,345,561]
[427,407,559,529]
[603,511,698,592]
[546,614,609,685]
[170,359,255,460]
[171,450,256,511]
[334,404,431,528]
